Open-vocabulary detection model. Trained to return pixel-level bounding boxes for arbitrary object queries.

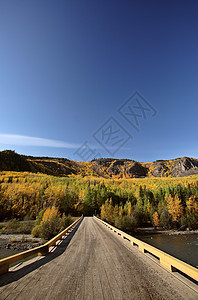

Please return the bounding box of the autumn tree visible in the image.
[100,198,114,223]
[185,195,198,228]
[186,195,198,215]
[152,212,160,228]
[124,201,132,216]
[167,194,183,224]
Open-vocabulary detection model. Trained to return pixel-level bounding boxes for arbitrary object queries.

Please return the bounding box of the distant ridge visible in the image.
[0,150,198,178]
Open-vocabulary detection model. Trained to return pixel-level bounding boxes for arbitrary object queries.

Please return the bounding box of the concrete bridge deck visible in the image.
[0,217,197,300]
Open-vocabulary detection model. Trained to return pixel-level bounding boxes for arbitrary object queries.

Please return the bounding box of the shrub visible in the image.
[20,220,35,234]
[120,215,136,232]
[114,216,122,228]
[6,219,20,233]
[114,215,136,232]
[39,206,62,240]
[31,207,74,240]
[160,209,171,229]
[60,214,73,231]
[21,235,26,242]
[10,237,17,243]
[31,225,41,238]
[35,210,45,226]
[23,214,33,221]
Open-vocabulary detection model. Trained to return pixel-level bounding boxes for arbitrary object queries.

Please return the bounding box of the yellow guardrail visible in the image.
[0,216,83,276]
[94,216,198,283]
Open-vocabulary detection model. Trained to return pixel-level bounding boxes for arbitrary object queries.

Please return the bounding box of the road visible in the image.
[0,217,197,299]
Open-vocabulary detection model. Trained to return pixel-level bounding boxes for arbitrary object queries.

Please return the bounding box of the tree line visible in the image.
[0,172,197,232]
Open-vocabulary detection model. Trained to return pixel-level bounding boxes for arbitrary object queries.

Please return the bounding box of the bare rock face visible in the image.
[93,159,148,177]
[92,157,198,178]
[92,158,115,168]
[127,162,148,177]
[151,162,169,177]
[108,160,126,175]
[171,157,198,177]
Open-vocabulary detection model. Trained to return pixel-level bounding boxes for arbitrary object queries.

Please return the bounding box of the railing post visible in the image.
[160,258,174,272]
[0,262,9,276]
[138,244,145,253]
[38,245,49,256]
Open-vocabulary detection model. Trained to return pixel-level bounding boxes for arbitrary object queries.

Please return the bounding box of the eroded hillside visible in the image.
[0,150,198,178]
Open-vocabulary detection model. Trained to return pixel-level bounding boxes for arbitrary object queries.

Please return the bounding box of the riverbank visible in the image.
[135,227,198,236]
[0,234,43,259]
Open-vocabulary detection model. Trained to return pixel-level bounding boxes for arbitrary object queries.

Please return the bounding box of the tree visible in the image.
[186,195,198,215]
[137,185,144,208]
[101,204,106,220]
[124,201,132,216]
[153,212,160,228]
[100,198,114,223]
[167,194,183,223]
[83,187,98,215]
[185,195,198,228]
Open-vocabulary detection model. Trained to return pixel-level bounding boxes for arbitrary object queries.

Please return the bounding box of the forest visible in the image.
[0,171,197,237]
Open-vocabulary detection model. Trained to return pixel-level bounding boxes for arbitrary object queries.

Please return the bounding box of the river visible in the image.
[137,233,198,268]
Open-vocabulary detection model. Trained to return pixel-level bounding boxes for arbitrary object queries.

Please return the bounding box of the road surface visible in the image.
[0,217,197,299]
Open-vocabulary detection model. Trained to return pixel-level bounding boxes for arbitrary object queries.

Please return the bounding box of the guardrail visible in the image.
[0,216,83,276]
[94,216,198,283]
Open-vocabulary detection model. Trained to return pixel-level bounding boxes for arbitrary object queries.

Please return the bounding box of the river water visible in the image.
[137,233,198,268]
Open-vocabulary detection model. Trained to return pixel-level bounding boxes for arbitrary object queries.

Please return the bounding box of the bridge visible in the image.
[0,217,198,299]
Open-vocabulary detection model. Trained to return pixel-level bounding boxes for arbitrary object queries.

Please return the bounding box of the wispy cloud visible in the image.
[0,134,80,149]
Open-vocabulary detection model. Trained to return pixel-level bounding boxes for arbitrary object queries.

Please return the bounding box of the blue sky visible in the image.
[0,0,198,162]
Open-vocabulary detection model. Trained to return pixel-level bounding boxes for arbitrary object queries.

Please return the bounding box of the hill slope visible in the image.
[0,150,198,178]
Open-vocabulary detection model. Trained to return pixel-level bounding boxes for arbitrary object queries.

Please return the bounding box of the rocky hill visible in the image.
[0,150,198,178]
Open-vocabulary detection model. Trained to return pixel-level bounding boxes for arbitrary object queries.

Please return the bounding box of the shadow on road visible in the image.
[0,218,84,287]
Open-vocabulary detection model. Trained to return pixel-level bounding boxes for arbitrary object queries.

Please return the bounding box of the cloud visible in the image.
[0,134,80,149]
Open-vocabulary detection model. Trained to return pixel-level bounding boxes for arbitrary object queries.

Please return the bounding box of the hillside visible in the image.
[1,150,198,178]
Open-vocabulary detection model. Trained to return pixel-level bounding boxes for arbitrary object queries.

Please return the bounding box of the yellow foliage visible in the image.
[153,211,160,227]
[124,201,132,216]
[39,206,61,240]
[100,199,114,223]
[41,206,60,223]
[1,170,198,231]
[119,206,123,216]
[101,204,106,220]
[167,194,183,222]
[186,195,198,214]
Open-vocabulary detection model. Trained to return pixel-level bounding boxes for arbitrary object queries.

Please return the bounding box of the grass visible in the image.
[0,219,35,234]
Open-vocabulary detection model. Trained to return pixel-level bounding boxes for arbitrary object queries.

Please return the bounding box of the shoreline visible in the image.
[0,234,43,259]
[134,228,198,236]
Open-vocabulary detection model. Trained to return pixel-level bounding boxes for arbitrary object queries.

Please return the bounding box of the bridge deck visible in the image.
[0,217,197,300]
